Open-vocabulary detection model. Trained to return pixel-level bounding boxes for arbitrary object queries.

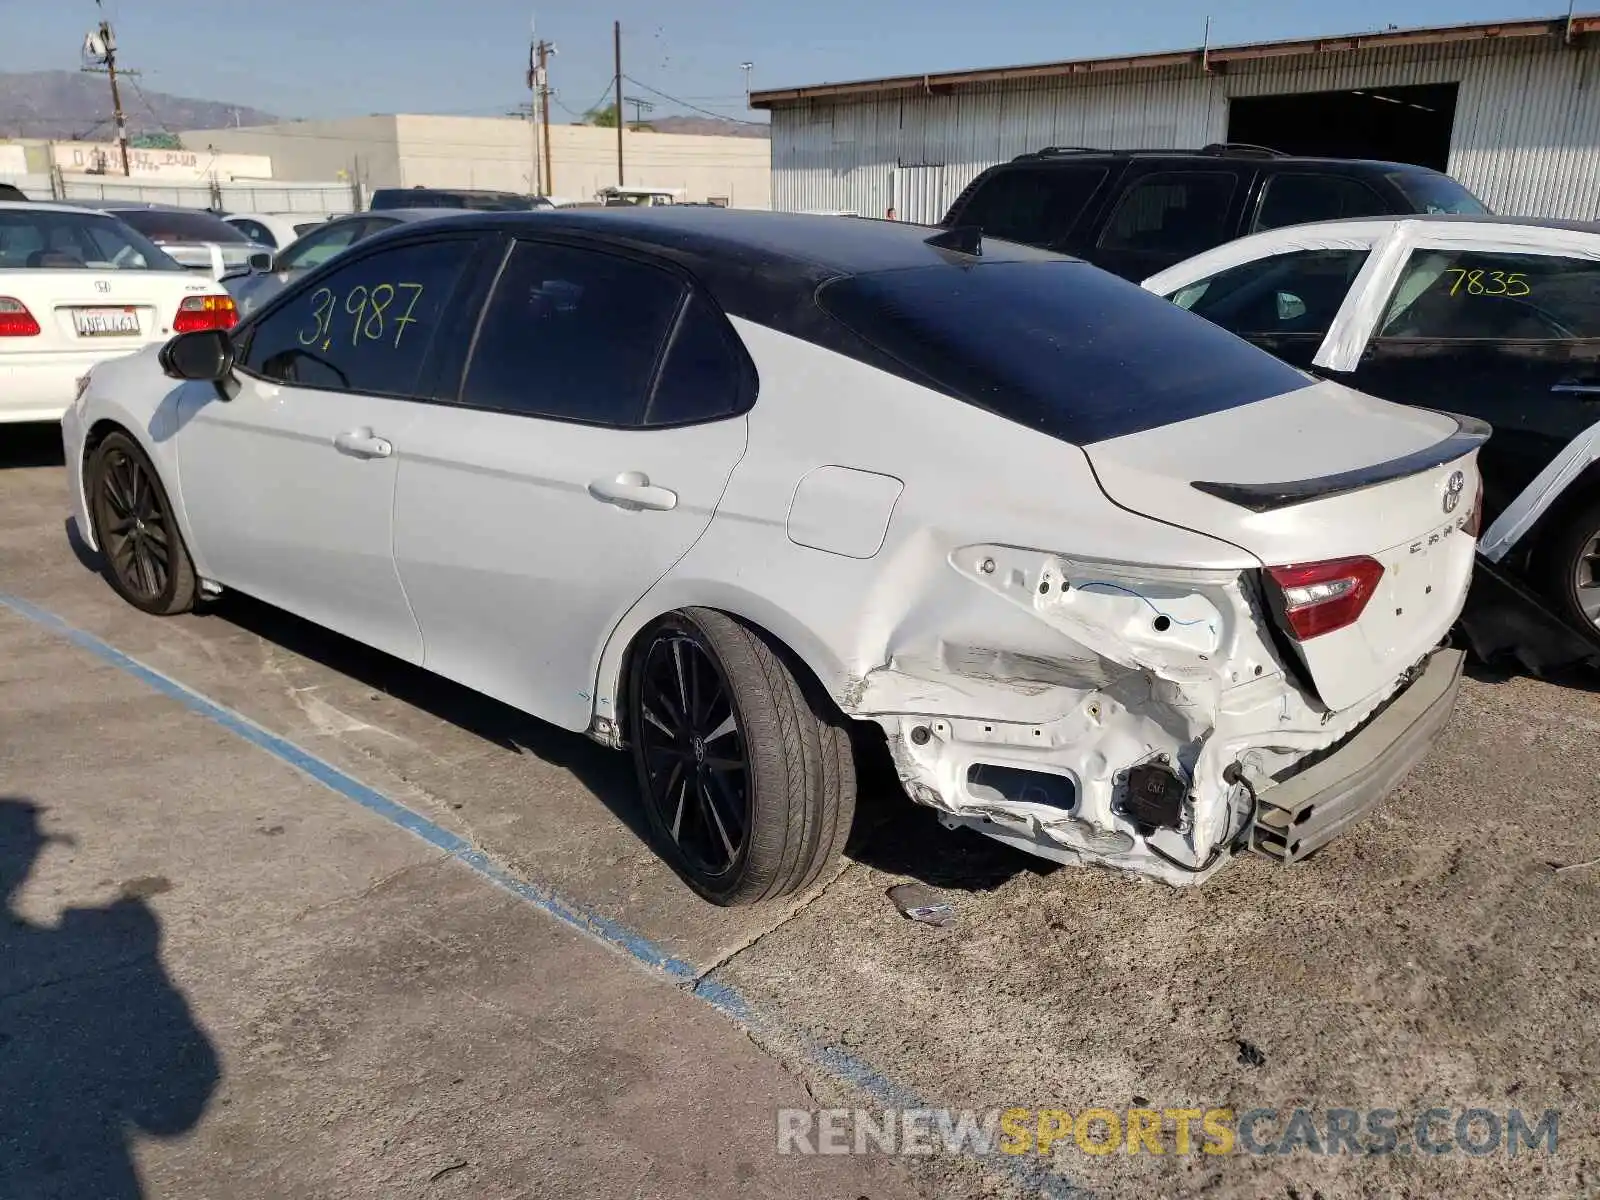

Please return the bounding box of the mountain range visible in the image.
[0,71,277,139]
[0,71,766,141]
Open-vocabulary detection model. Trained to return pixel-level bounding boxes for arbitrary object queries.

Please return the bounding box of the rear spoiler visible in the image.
[1190,413,1490,513]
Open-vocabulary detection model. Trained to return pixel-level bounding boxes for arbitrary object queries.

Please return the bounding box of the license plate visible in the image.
[72,307,140,337]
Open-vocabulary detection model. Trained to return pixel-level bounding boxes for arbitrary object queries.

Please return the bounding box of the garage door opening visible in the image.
[1227,83,1458,170]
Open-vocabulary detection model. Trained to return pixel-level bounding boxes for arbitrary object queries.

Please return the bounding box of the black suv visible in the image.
[0,183,28,202]
[940,144,1488,280]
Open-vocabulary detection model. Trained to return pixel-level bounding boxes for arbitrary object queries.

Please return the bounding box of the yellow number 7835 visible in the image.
[1444,268,1531,298]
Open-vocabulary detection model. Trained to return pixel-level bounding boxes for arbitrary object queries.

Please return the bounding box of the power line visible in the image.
[621,74,765,126]
[553,77,620,123]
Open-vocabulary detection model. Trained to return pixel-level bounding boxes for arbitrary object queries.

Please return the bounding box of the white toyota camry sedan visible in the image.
[62,209,1482,903]
[1,201,238,424]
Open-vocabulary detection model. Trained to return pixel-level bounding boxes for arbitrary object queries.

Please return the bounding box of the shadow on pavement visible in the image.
[0,797,219,1199]
[208,593,1044,894]
[0,423,65,470]
[209,593,656,846]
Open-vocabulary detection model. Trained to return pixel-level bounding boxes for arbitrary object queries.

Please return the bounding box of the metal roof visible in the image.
[751,12,1600,108]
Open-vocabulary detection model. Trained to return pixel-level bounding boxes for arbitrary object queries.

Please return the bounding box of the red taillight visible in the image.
[0,297,40,337]
[173,294,238,333]
[1266,556,1385,641]
[1463,475,1485,539]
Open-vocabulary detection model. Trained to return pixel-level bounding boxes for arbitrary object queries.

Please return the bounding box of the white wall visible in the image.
[768,38,1600,222]
[48,141,273,182]
[184,116,401,195]
[185,114,771,208]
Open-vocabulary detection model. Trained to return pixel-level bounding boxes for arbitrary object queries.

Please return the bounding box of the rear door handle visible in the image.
[1552,381,1600,396]
[333,427,393,458]
[587,471,678,511]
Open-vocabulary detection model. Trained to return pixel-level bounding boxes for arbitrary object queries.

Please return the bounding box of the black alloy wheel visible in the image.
[627,609,857,906]
[636,629,752,881]
[88,431,198,616]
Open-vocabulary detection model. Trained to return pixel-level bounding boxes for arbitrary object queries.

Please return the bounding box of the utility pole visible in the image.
[613,20,624,187]
[81,3,134,176]
[624,96,655,125]
[526,27,556,196]
[741,62,754,109]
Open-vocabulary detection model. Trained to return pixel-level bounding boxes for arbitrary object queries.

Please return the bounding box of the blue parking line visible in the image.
[0,590,1087,1199]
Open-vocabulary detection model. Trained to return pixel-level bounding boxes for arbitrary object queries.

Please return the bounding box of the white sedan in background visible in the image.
[223,212,330,250]
[63,210,1478,903]
[0,201,237,423]
[1143,214,1600,637]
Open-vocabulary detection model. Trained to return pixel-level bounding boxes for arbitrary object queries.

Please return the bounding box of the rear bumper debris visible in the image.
[1251,647,1464,864]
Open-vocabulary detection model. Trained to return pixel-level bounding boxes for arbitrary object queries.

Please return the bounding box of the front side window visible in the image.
[819,260,1309,445]
[1097,171,1238,256]
[1252,174,1390,232]
[278,221,371,272]
[239,237,475,397]
[1169,248,1371,338]
[0,209,182,271]
[956,166,1108,247]
[1379,250,1600,340]
[460,240,686,425]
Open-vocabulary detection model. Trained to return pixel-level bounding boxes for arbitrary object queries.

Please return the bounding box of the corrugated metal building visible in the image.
[753,13,1600,223]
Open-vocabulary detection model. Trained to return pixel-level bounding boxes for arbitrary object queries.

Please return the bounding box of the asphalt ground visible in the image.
[1,421,1596,1199]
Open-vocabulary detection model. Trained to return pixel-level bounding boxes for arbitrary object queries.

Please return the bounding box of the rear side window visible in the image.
[955,166,1107,247]
[1388,172,1488,216]
[1252,174,1390,232]
[112,209,251,244]
[1379,250,1600,339]
[230,218,276,247]
[1170,248,1370,338]
[460,240,685,425]
[1097,171,1237,257]
[818,261,1309,445]
[644,293,752,426]
[240,238,474,396]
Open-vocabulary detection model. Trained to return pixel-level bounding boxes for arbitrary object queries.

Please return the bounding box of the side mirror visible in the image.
[159,329,235,382]
[248,251,273,273]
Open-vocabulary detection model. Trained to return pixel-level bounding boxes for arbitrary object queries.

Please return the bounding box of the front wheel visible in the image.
[87,430,198,616]
[627,609,855,906]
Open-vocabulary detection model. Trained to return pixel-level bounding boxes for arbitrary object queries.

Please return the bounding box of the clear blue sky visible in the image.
[0,0,1579,125]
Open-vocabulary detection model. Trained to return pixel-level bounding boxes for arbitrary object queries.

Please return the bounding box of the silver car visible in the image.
[222,208,458,317]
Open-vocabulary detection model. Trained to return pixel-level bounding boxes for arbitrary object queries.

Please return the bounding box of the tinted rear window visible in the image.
[955,166,1108,247]
[816,261,1310,445]
[372,189,535,212]
[112,209,251,244]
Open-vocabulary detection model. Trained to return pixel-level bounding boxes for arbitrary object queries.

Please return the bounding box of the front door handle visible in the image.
[587,471,678,512]
[1552,380,1600,396]
[333,427,393,458]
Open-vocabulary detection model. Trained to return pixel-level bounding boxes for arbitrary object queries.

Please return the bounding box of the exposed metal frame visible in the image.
[751,13,1600,108]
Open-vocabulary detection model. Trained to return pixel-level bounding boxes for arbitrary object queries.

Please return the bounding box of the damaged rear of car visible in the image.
[688,249,1482,887]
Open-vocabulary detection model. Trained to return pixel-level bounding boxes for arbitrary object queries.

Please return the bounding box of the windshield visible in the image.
[818,261,1310,445]
[0,209,183,271]
[111,208,253,244]
[1388,171,1489,216]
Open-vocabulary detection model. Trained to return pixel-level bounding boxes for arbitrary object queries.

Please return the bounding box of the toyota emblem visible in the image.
[1442,470,1465,514]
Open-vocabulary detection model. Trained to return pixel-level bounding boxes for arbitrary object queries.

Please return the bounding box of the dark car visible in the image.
[940,144,1488,280]
[369,187,552,213]
[0,183,28,202]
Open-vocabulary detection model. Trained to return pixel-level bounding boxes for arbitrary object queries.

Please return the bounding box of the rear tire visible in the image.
[1532,490,1600,636]
[87,431,198,616]
[627,609,856,906]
